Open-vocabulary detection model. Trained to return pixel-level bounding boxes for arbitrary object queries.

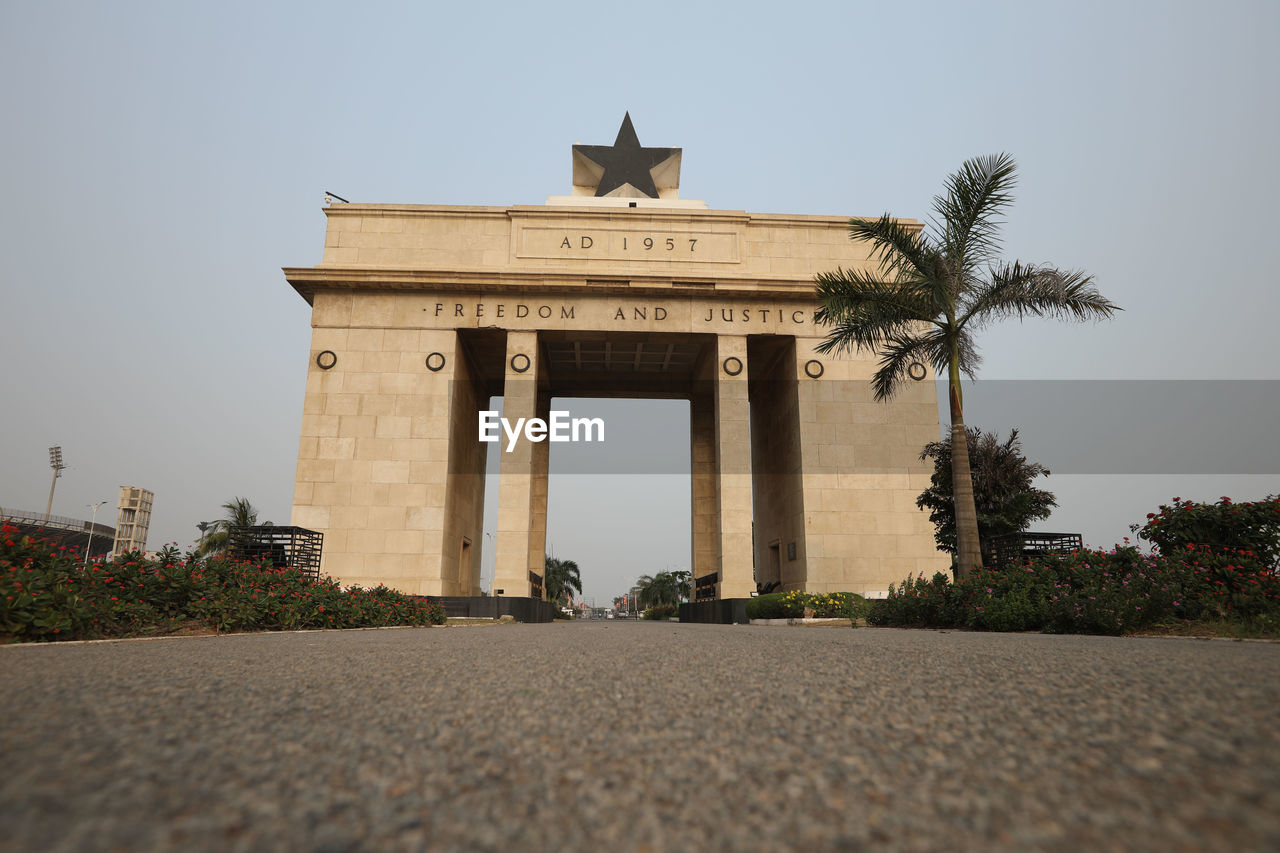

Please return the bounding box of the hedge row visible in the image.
[869,545,1280,635]
[1,524,445,643]
[870,494,1280,635]
[746,590,867,620]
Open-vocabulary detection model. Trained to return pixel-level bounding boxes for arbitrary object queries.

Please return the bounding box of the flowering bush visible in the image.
[745,590,866,620]
[868,541,1280,636]
[787,591,866,619]
[0,524,444,643]
[1133,495,1280,569]
[744,592,795,619]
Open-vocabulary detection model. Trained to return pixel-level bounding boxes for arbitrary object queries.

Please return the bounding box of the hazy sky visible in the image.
[2,1,1277,603]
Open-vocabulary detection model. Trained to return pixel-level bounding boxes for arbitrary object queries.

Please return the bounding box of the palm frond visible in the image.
[959,262,1121,329]
[848,216,958,316]
[869,327,950,401]
[221,497,260,528]
[933,153,1018,274]
[813,268,935,356]
[953,326,983,381]
[848,214,931,281]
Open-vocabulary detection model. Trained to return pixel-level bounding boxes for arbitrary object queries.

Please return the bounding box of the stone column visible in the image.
[748,336,807,592]
[792,335,949,596]
[526,391,552,600]
[441,333,489,597]
[291,320,460,595]
[493,331,541,597]
[714,335,755,598]
[689,389,719,594]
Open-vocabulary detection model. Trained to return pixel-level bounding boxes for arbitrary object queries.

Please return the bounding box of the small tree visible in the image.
[916,428,1056,562]
[198,497,268,557]
[544,556,582,606]
[636,571,688,608]
[815,153,1118,579]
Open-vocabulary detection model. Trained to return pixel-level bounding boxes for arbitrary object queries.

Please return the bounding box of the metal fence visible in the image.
[227,526,323,578]
[693,571,719,601]
[1,508,116,560]
[987,532,1084,568]
[0,507,115,537]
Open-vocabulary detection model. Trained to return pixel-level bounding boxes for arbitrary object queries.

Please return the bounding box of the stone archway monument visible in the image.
[284,115,947,606]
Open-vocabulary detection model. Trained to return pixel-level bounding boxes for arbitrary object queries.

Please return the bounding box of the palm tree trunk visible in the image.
[948,361,984,580]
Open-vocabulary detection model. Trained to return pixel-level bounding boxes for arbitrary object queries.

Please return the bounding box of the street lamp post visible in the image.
[45,446,66,521]
[84,501,107,567]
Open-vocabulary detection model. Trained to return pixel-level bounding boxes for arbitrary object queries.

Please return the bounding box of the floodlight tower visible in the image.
[45,446,66,520]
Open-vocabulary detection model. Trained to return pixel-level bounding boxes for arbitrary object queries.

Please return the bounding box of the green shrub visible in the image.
[642,603,678,620]
[867,573,957,628]
[868,541,1280,636]
[799,591,867,619]
[745,593,797,619]
[971,586,1045,632]
[0,524,445,643]
[1133,495,1280,568]
[746,591,866,620]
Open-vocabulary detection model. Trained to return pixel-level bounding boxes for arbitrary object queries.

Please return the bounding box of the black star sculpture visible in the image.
[572,113,681,199]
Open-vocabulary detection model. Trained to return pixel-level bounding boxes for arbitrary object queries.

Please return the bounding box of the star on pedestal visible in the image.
[572,113,682,199]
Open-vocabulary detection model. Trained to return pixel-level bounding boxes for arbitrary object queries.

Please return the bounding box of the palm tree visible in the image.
[544,555,582,606]
[814,154,1118,579]
[636,571,686,608]
[198,497,266,557]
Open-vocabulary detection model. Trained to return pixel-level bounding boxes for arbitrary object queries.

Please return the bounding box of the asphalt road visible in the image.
[2,622,1277,852]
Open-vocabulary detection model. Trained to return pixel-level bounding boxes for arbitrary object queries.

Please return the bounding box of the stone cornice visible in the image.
[282,266,824,305]
[319,203,919,231]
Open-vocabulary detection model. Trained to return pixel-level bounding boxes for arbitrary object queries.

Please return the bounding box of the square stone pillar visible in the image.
[526,391,552,599]
[793,335,949,596]
[441,333,489,597]
[748,336,807,592]
[689,390,719,592]
[493,331,544,597]
[714,335,755,598]
[291,321,462,595]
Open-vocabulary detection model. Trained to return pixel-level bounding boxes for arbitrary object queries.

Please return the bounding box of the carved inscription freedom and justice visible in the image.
[426,300,813,325]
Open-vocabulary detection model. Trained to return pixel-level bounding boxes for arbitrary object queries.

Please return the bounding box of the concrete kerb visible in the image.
[749,617,852,627]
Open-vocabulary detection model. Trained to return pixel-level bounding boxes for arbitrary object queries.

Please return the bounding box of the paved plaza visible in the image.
[3,623,1277,851]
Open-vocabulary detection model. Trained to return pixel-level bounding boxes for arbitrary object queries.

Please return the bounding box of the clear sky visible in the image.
[2,0,1277,603]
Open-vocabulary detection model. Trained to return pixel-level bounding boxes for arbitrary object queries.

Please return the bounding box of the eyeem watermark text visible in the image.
[479,411,605,452]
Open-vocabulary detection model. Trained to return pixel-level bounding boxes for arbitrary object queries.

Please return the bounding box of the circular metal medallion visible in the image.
[804,359,824,379]
[722,356,743,376]
[425,352,446,372]
[511,353,531,373]
[908,362,927,381]
[316,350,337,370]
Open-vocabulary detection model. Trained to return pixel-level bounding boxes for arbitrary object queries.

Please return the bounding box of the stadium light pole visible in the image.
[45,446,66,521]
[84,501,107,567]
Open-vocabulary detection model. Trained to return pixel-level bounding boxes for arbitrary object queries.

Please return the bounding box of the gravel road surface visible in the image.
[2,622,1277,851]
